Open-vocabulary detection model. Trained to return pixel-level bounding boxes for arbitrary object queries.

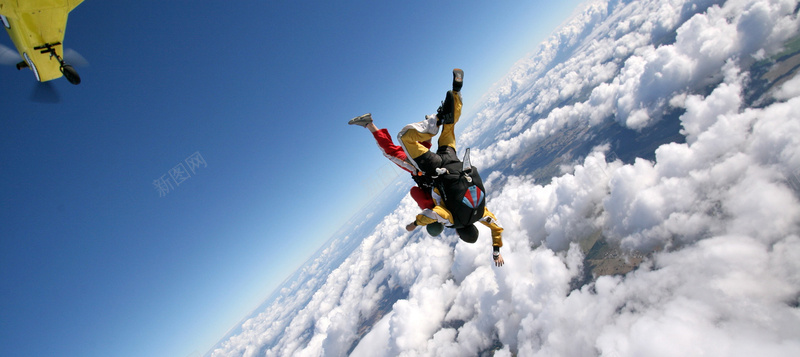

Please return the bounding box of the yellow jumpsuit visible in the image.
[400,90,504,248]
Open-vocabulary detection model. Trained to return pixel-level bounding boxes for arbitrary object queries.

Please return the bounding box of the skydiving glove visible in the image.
[493,247,504,267]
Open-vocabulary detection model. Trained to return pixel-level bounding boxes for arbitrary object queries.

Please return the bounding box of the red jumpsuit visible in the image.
[372,128,435,210]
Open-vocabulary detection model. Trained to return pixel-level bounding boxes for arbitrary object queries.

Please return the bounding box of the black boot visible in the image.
[437,90,456,125]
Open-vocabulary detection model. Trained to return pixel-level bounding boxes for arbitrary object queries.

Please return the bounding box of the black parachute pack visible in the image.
[433,148,486,229]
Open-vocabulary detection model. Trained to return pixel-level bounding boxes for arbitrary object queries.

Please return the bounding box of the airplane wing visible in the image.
[0,0,84,82]
[0,0,84,22]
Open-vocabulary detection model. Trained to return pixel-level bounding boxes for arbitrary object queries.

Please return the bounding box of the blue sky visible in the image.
[0,1,584,356]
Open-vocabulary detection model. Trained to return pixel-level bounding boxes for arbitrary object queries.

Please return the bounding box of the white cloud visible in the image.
[602,65,800,252]
[349,312,392,357]
[774,74,800,99]
[466,0,800,167]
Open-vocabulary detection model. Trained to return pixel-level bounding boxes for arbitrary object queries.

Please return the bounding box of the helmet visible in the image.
[456,225,478,243]
[426,222,444,236]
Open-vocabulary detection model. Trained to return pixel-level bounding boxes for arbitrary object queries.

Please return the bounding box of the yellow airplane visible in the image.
[0,0,84,85]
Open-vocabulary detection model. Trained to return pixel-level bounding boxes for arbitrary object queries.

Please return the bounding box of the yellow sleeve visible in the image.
[415,205,453,226]
[479,208,504,247]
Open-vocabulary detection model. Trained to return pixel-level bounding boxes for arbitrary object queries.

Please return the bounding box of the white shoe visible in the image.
[348,113,373,127]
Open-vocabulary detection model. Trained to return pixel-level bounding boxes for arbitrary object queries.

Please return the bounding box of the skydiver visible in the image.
[400,69,505,267]
[348,113,436,211]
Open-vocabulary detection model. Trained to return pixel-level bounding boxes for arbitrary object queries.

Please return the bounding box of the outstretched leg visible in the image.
[436,68,464,149]
[398,69,464,173]
[372,128,419,173]
[350,113,420,173]
[437,90,463,151]
[349,113,435,209]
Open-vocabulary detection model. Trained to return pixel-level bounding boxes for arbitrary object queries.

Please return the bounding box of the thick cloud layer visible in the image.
[210,0,800,356]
